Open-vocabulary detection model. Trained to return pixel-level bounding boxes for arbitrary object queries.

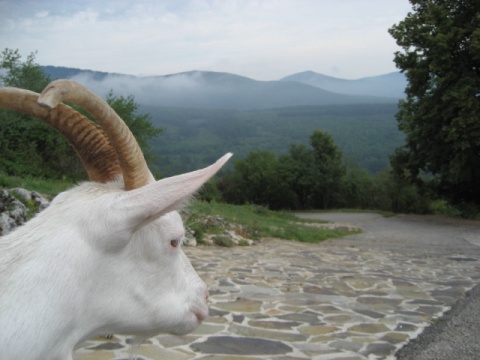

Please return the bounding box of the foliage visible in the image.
[0,48,163,181]
[196,179,223,203]
[221,150,295,209]
[0,48,81,179]
[428,199,462,217]
[221,131,345,210]
[388,1,480,207]
[212,235,235,247]
[216,129,435,214]
[145,104,402,177]
[309,130,345,208]
[336,162,374,209]
[0,49,51,91]
[278,144,316,209]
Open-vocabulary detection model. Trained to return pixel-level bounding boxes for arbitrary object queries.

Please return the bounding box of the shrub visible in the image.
[212,235,234,247]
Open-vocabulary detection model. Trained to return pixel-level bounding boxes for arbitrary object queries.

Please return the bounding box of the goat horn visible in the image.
[0,87,122,183]
[38,80,153,190]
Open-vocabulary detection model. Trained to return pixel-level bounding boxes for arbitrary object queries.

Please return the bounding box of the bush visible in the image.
[429,199,462,217]
[212,235,234,247]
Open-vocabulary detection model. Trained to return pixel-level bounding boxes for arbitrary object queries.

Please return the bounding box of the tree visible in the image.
[219,131,346,210]
[0,48,51,91]
[0,48,77,178]
[0,48,163,180]
[221,150,295,209]
[278,144,317,209]
[338,162,374,209]
[389,1,480,206]
[309,130,345,209]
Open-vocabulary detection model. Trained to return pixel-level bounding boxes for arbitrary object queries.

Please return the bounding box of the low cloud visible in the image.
[70,71,219,107]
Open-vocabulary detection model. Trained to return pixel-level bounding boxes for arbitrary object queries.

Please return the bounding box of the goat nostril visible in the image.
[205,289,210,300]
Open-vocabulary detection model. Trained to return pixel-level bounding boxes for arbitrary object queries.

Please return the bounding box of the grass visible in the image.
[298,208,395,217]
[0,173,74,198]
[188,201,360,244]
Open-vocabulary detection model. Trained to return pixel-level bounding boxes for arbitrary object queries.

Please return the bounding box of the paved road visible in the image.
[296,212,480,360]
[74,212,480,360]
[295,212,480,257]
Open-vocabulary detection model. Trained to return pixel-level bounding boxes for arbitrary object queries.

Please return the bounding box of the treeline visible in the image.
[206,130,427,214]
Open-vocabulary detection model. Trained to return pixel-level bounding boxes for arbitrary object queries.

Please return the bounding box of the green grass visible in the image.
[306,208,395,217]
[0,173,74,198]
[188,201,360,244]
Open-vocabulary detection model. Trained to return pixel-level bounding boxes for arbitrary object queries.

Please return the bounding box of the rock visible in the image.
[0,188,50,236]
[186,213,256,247]
[183,236,197,246]
[191,336,293,355]
[0,189,28,236]
[10,188,50,210]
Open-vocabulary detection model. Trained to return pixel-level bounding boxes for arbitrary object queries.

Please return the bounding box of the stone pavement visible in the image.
[73,213,480,360]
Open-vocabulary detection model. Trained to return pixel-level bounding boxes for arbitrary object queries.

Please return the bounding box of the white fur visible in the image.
[0,153,231,360]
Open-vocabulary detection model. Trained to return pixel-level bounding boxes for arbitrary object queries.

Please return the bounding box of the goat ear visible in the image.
[113,153,232,226]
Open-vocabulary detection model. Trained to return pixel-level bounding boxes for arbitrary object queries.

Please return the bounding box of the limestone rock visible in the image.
[0,188,50,236]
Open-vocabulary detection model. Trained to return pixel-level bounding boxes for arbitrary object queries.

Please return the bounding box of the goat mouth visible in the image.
[194,306,209,322]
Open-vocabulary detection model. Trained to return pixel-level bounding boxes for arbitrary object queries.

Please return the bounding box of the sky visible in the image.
[1,0,412,81]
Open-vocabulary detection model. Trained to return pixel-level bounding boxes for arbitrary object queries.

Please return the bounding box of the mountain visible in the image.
[39,66,403,176]
[41,66,398,110]
[280,71,407,98]
[41,66,114,81]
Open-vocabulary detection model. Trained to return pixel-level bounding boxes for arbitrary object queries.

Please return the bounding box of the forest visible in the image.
[144,103,402,177]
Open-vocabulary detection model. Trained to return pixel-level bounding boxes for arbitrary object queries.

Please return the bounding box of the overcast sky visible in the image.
[1,0,412,81]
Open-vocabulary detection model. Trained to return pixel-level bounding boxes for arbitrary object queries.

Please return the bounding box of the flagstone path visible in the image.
[74,213,480,360]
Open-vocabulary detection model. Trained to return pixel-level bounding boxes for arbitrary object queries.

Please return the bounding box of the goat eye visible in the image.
[170,239,179,248]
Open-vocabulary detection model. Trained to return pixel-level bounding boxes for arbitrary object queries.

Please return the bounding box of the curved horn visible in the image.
[38,80,153,190]
[0,87,122,183]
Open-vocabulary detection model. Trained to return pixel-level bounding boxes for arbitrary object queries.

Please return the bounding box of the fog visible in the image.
[70,71,211,106]
[67,69,404,110]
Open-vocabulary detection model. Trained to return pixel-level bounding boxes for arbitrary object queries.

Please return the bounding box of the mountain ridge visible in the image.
[41,66,401,110]
[281,71,407,98]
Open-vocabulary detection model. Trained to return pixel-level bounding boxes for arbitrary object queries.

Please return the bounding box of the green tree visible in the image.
[222,151,292,209]
[309,130,345,209]
[389,1,480,207]
[278,144,316,209]
[0,48,51,91]
[220,131,346,210]
[338,162,374,209]
[0,48,77,178]
[0,48,163,180]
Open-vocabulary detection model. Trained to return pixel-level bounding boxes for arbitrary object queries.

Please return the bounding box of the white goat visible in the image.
[0,80,232,360]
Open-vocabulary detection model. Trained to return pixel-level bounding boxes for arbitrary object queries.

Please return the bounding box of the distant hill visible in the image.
[41,66,398,110]
[281,71,407,98]
[41,65,117,81]
[39,66,404,176]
